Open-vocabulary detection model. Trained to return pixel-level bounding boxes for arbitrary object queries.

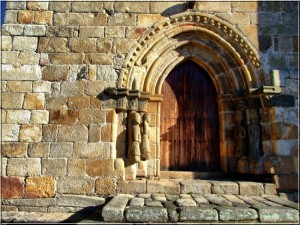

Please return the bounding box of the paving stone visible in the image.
[125,207,168,223]
[145,199,163,207]
[147,180,180,194]
[239,181,264,196]
[129,197,144,207]
[179,207,218,222]
[117,194,135,199]
[180,180,211,194]
[180,194,193,199]
[211,181,239,195]
[218,206,258,221]
[263,195,298,209]
[204,194,232,206]
[166,194,180,201]
[176,198,197,207]
[192,194,210,204]
[138,193,151,198]
[250,196,283,207]
[153,196,167,202]
[223,194,250,207]
[237,195,268,208]
[13,212,72,223]
[2,198,56,207]
[1,211,26,223]
[164,201,179,222]
[57,195,105,207]
[258,207,299,222]
[102,196,129,222]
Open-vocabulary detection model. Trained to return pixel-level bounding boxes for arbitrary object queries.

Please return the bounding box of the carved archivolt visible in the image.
[118,12,266,96]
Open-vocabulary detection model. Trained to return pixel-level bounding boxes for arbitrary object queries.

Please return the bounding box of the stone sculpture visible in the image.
[129,112,141,164]
[141,113,151,160]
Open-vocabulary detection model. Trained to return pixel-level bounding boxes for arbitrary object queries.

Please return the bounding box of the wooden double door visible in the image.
[160,60,220,172]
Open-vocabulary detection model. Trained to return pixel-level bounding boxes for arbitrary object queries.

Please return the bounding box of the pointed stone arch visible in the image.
[118,12,266,97]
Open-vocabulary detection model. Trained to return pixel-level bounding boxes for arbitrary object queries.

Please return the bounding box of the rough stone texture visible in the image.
[179,207,218,222]
[2,65,42,81]
[50,109,78,125]
[42,65,69,81]
[129,197,144,207]
[57,194,105,207]
[147,180,180,194]
[176,198,197,207]
[42,159,67,177]
[258,207,299,222]
[6,109,31,124]
[67,159,85,177]
[25,176,56,198]
[180,180,211,194]
[13,36,38,51]
[2,142,28,157]
[23,93,45,110]
[57,125,88,142]
[1,177,24,199]
[87,159,114,177]
[125,207,168,223]
[102,196,129,222]
[31,110,49,124]
[239,182,264,196]
[57,177,94,194]
[211,181,239,195]
[74,142,110,159]
[218,206,258,221]
[95,178,116,195]
[117,180,146,194]
[2,125,20,142]
[7,158,41,176]
[19,125,42,142]
[28,142,50,158]
[204,194,232,206]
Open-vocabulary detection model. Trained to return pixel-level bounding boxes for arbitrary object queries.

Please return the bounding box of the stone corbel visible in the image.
[105,88,150,112]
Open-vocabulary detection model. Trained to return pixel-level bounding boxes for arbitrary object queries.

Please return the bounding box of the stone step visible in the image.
[100,193,299,223]
[117,179,278,196]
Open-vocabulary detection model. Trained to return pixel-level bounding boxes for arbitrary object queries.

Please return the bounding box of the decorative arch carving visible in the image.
[118,12,266,96]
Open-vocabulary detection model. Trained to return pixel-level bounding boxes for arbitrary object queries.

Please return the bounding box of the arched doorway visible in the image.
[160,60,219,172]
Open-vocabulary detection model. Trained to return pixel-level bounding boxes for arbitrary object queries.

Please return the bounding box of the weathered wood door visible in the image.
[160,60,220,171]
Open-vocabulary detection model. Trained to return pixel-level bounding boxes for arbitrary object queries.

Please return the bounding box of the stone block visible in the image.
[18,10,34,24]
[126,27,147,39]
[88,124,101,142]
[32,80,51,94]
[125,207,168,223]
[150,1,186,14]
[179,207,218,222]
[79,26,104,37]
[5,81,32,93]
[69,38,96,53]
[2,24,24,35]
[74,142,110,159]
[27,1,49,11]
[24,25,46,36]
[147,180,180,194]
[2,65,41,81]
[31,110,49,124]
[67,159,85,177]
[117,180,146,194]
[13,36,37,51]
[108,13,136,26]
[68,96,90,109]
[105,26,126,38]
[6,1,26,9]
[46,97,68,110]
[232,2,258,12]
[42,158,67,176]
[95,178,116,195]
[19,124,42,142]
[2,198,56,208]
[57,125,88,142]
[1,36,12,51]
[239,182,264,196]
[34,11,53,25]
[54,13,107,26]
[50,109,78,125]
[25,176,56,198]
[84,53,112,65]
[273,174,298,192]
[48,53,85,64]
[18,52,40,65]
[2,51,19,64]
[97,65,118,84]
[6,110,31,124]
[49,2,70,12]
[78,109,106,124]
[4,10,18,24]
[211,181,239,195]
[218,207,258,221]
[60,81,84,97]
[38,37,68,53]
[42,65,68,81]
[72,2,103,12]
[57,177,94,194]
[2,124,20,142]
[7,158,41,176]
[273,139,298,156]
[96,38,112,53]
[194,2,231,12]
[265,156,296,174]
[42,124,58,142]
[115,1,149,13]
[1,177,24,199]
[137,14,164,27]
[1,93,24,109]
[86,159,114,177]
[57,194,105,207]
[180,180,211,194]
[258,207,299,222]
[101,124,112,142]
[28,142,50,157]
[102,196,129,222]
[176,198,197,207]
[115,38,135,54]
[23,93,45,110]
[204,194,232,206]
[50,143,73,158]
[264,183,277,195]
[2,142,28,157]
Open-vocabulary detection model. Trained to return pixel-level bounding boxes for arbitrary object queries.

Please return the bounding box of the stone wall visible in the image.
[1,0,298,202]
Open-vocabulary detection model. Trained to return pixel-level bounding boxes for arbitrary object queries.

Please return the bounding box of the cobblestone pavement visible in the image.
[2,193,299,224]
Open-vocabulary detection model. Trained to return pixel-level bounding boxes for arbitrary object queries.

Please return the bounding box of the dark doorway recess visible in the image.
[160,60,220,172]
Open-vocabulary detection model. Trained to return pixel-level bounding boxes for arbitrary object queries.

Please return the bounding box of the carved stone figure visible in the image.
[141,113,151,160]
[248,118,261,162]
[234,121,247,159]
[129,112,141,164]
